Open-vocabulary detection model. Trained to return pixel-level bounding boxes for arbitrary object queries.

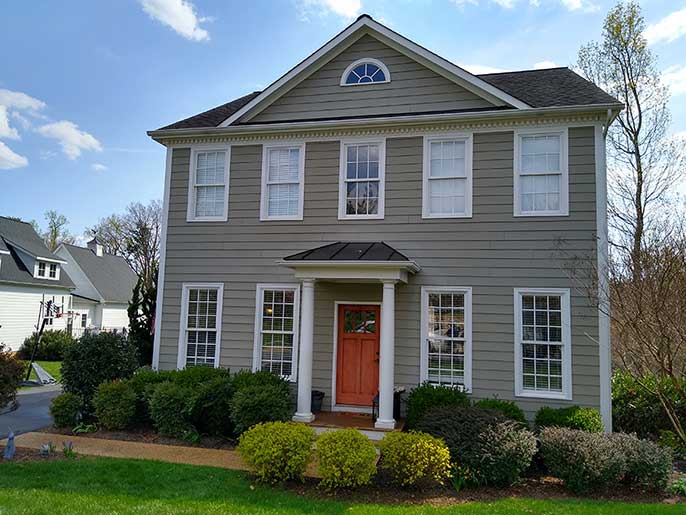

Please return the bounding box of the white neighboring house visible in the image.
[0,216,75,351]
[55,238,137,337]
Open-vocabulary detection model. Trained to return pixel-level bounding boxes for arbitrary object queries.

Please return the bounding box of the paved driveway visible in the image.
[0,385,61,439]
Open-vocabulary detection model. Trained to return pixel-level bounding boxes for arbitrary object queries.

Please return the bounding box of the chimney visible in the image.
[87,237,103,257]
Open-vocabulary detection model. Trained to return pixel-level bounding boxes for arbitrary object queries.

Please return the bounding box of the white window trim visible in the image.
[177,282,224,369]
[422,133,473,219]
[34,260,60,281]
[338,137,386,220]
[259,142,306,221]
[340,58,391,86]
[420,286,473,393]
[186,145,231,222]
[252,283,301,382]
[513,127,569,217]
[513,287,572,400]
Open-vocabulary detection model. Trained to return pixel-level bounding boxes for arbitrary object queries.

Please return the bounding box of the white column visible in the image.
[293,279,315,423]
[376,280,396,429]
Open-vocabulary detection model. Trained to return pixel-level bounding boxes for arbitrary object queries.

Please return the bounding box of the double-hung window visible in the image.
[178,283,224,368]
[514,288,571,399]
[420,287,472,391]
[37,262,46,277]
[253,284,300,381]
[423,134,473,218]
[514,128,568,216]
[187,147,230,221]
[339,139,385,219]
[49,263,57,278]
[260,144,305,220]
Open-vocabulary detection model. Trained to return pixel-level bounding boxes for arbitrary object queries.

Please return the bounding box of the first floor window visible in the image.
[261,145,304,219]
[181,284,223,367]
[421,287,472,390]
[339,140,385,218]
[423,135,473,218]
[515,288,571,399]
[254,284,300,380]
[81,313,87,328]
[188,149,229,221]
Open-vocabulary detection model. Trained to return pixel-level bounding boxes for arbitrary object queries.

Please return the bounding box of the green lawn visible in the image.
[0,457,681,515]
[24,361,61,383]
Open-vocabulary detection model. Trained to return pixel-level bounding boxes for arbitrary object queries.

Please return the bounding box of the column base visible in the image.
[293,412,315,423]
[374,418,396,430]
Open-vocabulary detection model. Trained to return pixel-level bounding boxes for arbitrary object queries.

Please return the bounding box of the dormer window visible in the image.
[38,261,46,277]
[340,58,390,86]
[35,260,60,280]
[49,263,57,278]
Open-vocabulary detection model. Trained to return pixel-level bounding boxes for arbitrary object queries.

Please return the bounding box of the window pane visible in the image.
[185,287,220,366]
[426,291,466,387]
[520,135,560,174]
[429,177,466,216]
[195,185,225,218]
[520,173,561,213]
[429,141,466,178]
[259,288,297,379]
[196,151,225,185]
[268,183,299,217]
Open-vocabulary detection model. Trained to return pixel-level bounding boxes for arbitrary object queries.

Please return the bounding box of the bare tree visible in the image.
[33,210,75,251]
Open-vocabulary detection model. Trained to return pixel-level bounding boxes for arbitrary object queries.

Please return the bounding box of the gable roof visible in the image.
[61,244,137,303]
[158,91,261,131]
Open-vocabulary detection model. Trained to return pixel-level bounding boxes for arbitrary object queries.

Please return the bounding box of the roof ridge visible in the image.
[0,215,31,225]
[478,66,570,76]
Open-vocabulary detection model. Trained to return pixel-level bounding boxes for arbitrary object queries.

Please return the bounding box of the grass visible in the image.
[0,457,682,515]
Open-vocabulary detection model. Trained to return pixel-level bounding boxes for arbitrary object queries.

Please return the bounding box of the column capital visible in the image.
[301,278,316,288]
[381,279,398,287]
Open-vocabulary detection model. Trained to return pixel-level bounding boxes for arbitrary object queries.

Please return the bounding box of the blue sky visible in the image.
[1,0,685,238]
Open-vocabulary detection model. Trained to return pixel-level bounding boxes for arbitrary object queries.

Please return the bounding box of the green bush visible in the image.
[535,406,603,433]
[171,366,231,388]
[238,421,316,483]
[92,380,137,430]
[316,429,377,490]
[149,382,194,438]
[232,369,290,396]
[378,431,451,488]
[17,330,75,361]
[61,332,139,413]
[231,383,292,435]
[414,406,536,486]
[474,398,527,425]
[50,392,83,428]
[610,432,673,490]
[0,344,24,409]
[404,383,469,430]
[189,376,234,436]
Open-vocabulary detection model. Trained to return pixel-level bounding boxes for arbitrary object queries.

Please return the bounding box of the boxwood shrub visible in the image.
[378,431,451,488]
[92,380,137,430]
[316,429,378,490]
[535,406,603,433]
[50,392,83,428]
[189,376,234,436]
[404,382,469,430]
[149,381,194,438]
[231,383,292,435]
[473,398,527,425]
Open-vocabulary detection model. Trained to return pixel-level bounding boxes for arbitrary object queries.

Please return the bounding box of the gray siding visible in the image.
[160,127,599,418]
[246,34,495,124]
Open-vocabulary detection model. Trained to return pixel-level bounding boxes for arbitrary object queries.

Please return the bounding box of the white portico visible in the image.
[279,242,419,430]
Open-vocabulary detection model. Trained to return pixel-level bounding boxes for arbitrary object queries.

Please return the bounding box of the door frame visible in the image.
[331,300,382,413]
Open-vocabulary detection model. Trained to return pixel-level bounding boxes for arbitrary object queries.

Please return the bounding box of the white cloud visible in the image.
[0,89,46,113]
[451,0,596,10]
[298,0,362,20]
[0,106,20,140]
[91,163,108,172]
[560,0,598,11]
[534,60,559,69]
[10,111,32,130]
[139,0,209,41]
[663,65,686,95]
[36,121,102,160]
[0,141,28,169]
[459,63,508,75]
[645,9,686,46]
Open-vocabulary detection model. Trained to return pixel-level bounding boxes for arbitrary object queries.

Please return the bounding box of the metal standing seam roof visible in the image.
[284,242,410,262]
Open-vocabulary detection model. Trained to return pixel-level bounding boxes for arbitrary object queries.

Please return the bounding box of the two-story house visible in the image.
[148,15,621,430]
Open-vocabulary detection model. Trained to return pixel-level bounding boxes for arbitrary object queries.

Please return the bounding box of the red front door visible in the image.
[336,305,380,406]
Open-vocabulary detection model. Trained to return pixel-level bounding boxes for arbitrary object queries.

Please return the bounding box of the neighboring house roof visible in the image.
[60,244,137,303]
[284,242,410,262]
[0,216,74,289]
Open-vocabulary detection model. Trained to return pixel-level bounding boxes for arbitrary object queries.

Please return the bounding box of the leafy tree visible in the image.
[33,210,75,251]
[127,262,157,366]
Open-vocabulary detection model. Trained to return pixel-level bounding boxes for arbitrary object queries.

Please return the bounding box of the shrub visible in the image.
[50,392,83,428]
[474,398,527,425]
[316,429,377,490]
[232,369,290,396]
[378,431,451,488]
[92,380,137,430]
[149,381,194,438]
[535,406,603,433]
[125,368,175,426]
[231,383,292,435]
[17,330,75,361]
[404,383,469,430]
[61,332,139,413]
[414,406,536,486]
[238,421,316,483]
[189,376,234,436]
[171,366,231,388]
[609,432,673,490]
[0,344,24,409]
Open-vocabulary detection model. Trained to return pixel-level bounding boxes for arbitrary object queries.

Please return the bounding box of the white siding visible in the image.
[101,304,129,330]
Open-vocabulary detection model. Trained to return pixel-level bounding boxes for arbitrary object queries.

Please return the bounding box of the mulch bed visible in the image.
[0,447,74,464]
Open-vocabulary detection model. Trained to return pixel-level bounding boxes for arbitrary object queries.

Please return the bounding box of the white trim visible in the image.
[595,123,612,431]
[331,300,382,412]
[513,287,572,400]
[422,132,473,219]
[340,58,391,86]
[34,260,61,281]
[279,260,418,284]
[177,282,224,369]
[338,137,386,220]
[419,286,473,392]
[259,142,306,221]
[513,127,569,217]
[186,145,231,222]
[252,283,301,382]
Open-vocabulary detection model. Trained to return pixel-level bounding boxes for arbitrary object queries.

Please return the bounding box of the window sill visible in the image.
[422,213,472,219]
[516,390,572,401]
[260,216,304,222]
[337,214,385,221]
[514,211,569,218]
[186,216,228,223]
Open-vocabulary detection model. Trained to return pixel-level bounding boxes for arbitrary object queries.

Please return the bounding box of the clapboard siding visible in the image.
[159,126,600,418]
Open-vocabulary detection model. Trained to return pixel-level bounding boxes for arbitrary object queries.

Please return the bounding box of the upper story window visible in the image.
[260,144,305,221]
[37,261,46,277]
[35,260,59,280]
[187,147,230,222]
[423,134,473,218]
[340,58,391,86]
[338,138,386,220]
[514,128,568,217]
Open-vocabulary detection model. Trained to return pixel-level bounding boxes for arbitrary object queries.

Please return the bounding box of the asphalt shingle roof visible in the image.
[158,91,261,130]
[284,242,409,262]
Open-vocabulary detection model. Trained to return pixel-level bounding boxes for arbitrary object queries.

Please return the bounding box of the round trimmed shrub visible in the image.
[171,366,230,388]
[231,369,290,396]
[535,406,603,433]
[474,398,527,425]
[378,431,451,488]
[149,382,194,438]
[610,432,673,490]
[93,380,137,430]
[50,392,83,428]
[405,382,469,430]
[414,406,536,486]
[238,421,316,483]
[231,383,292,435]
[189,376,234,436]
[17,330,75,361]
[0,344,24,409]
[316,429,377,490]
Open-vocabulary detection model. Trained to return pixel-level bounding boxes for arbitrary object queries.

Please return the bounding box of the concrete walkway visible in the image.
[0,385,62,439]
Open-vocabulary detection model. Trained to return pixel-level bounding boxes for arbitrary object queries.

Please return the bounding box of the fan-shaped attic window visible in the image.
[340,58,391,86]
